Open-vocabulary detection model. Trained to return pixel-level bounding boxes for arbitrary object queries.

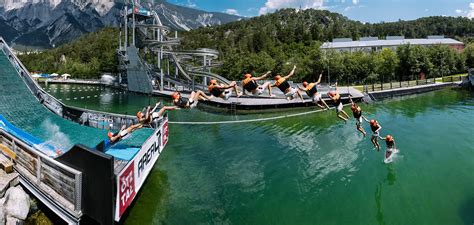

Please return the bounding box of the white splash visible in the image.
[40,119,72,152]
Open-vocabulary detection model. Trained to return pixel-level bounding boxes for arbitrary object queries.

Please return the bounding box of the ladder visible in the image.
[230,102,238,115]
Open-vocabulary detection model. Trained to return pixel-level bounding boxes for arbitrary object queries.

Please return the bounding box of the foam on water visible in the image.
[384,148,400,164]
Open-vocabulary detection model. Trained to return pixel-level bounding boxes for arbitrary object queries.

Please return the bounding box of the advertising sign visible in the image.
[118,163,135,217]
[162,121,168,146]
[114,117,168,221]
[128,7,151,17]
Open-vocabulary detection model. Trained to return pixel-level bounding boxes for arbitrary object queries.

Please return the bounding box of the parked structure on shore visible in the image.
[321,36,464,52]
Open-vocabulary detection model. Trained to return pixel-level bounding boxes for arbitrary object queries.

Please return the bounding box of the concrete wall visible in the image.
[369,83,457,99]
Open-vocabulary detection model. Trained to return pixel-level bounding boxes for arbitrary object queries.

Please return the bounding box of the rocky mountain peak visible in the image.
[0,0,242,48]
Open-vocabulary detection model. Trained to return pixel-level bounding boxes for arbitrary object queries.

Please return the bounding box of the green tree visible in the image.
[463,43,474,69]
[376,48,399,82]
[407,45,433,79]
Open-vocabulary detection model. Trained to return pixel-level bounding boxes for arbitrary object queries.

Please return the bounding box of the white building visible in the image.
[320,36,464,52]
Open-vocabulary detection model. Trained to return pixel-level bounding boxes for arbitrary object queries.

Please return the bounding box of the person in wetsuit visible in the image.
[241,71,274,96]
[298,73,330,109]
[208,79,241,100]
[271,65,304,101]
[172,91,211,109]
[367,119,382,151]
[382,135,396,159]
[349,96,367,137]
[327,82,350,122]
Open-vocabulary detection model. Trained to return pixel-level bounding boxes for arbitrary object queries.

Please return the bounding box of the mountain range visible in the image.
[0,0,242,48]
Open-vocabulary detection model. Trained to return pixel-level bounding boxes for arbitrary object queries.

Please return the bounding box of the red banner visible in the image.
[162,121,169,146]
[118,163,136,217]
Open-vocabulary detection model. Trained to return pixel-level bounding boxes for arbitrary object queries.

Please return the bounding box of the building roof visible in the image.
[320,38,464,49]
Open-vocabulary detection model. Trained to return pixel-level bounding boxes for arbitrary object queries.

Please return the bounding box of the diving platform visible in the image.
[154,86,364,112]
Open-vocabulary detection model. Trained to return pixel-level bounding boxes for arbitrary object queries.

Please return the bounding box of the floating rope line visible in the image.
[169,108,327,125]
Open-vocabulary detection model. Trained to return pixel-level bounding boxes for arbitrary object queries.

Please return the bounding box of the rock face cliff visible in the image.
[0,0,242,48]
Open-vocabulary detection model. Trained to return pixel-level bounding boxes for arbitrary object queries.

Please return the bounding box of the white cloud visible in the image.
[468,3,474,19]
[259,0,324,15]
[225,9,239,16]
[352,0,359,5]
[186,0,197,8]
[455,9,463,14]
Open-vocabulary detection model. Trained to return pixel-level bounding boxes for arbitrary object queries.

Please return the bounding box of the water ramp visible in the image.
[0,38,170,225]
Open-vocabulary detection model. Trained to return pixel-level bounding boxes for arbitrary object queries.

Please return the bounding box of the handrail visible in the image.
[0,128,83,214]
[364,76,464,93]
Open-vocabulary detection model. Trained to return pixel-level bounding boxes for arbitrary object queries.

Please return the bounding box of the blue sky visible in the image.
[169,0,474,23]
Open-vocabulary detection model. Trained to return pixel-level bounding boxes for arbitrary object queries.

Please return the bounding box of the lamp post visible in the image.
[323,50,330,84]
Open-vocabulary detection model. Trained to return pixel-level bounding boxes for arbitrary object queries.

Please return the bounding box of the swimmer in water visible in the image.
[107,123,143,144]
[327,82,350,122]
[349,96,367,137]
[241,71,274,97]
[208,79,242,100]
[272,65,304,101]
[172,91,211,109]
[298,73,330,109]
[366,119,382,151]
[382,135,396,159]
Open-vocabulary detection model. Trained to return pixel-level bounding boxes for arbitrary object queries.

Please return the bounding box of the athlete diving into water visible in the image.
[381,135,396,159]
[272,65,304,102]
[137,102,176,126]
[366,119,382,151]
[208,79,242,100]
[327,82,350,122]
[107,123,143,144]
[298,73,330,109]
[349,96,367,137]
[241,71,274,97]
[172,91,211,108]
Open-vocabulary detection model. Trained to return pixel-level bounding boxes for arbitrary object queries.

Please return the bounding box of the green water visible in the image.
[43,84,474,225]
